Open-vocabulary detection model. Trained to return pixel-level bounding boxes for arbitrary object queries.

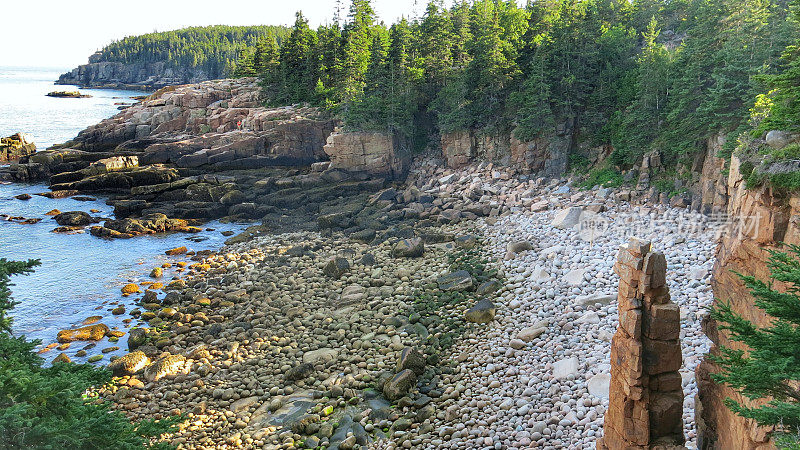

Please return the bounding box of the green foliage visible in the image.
[710,245,800,447]
[222,0,800,166]
[0,258,180,449]
[96,25,289,78]
[581,166,625,188]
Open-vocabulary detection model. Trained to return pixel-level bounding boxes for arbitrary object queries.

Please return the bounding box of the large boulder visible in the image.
[56,323,110,343]
[383,369,417,401]
[437,270,475,292]
[143,354,188,382]
[551,207,584,230]
[464,299,496,323]
[107,351,151,376]
[53,211,95,227]
[392,238,424,258]
[396,347,426,376]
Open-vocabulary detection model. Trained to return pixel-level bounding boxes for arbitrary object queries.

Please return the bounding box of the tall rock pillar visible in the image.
[598,238,686,449]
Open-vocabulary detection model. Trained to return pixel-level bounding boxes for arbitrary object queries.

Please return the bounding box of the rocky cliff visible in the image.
[440,126,571,178]
[695,151,797,449]
[56,61,211,90]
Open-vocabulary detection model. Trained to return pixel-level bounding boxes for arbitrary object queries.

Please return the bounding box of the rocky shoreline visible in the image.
[29,159,715,450]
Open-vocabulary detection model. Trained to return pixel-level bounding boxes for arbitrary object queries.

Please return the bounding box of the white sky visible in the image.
[3,0,427,69]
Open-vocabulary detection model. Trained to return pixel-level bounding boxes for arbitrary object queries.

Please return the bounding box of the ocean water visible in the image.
[0,67,246,361]
[0,66,144,148]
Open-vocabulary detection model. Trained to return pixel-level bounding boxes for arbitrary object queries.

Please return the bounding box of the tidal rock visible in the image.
[128,328,147,350]
[323,257,350,278]
[53,353,71,363]
[56,324,110,343]
[108,351,151,376]
[53,211,95,227]
[285,362,314,381]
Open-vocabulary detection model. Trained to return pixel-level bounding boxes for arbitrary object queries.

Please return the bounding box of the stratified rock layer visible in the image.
[598,238,685,450]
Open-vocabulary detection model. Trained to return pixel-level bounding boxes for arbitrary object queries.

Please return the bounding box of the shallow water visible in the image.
[0,66,145,148]
[0,182,247,360]
[0,67,247,362]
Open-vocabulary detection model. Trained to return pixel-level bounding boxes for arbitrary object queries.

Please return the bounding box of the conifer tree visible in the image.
[711,245,800,448]
[339,0,376,102]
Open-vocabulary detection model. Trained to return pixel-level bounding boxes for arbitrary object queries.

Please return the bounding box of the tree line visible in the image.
[233,0,800,172]
[94,25,290,79]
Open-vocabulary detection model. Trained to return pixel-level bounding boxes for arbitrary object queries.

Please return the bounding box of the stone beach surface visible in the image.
[77,158,717,449]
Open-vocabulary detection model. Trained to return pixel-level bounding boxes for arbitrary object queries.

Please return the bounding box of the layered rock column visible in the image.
[598,238,685,449]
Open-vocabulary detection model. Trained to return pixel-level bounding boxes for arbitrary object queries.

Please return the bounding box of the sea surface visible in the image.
[0,67,246,360]
[0,66,145,148]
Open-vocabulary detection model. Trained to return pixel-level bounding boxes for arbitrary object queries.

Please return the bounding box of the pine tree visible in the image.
[339,0,377,102]
[277,12,319,104]
[710,244,800,448]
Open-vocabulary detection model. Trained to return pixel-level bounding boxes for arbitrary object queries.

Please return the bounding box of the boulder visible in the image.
[323,257,350,278]
[338,284,366,306]
[396,347,426,375]
[285,362,314,381]
[437,270,475,292]
[766,130,798,149]
[383,369,417,401]
[56,324,110,343]
[553,357,579,380]
[143,354,188,382]
[551,207,583,230]
[588,373,611,399]
[464,299,496,323]
[107,350,150,376]
[392,238,424,258]
[303,348,339,365]
[128,328,147,350]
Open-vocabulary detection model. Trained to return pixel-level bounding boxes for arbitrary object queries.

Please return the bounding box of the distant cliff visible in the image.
[57,61,211,90]
[56,25,288,90]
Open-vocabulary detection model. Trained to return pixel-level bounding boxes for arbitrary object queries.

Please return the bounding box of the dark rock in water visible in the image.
[71,196,97,202]
[285,362,314,381]
[437,270,475,292]
[396,347,426,376]
[53,211,96,227]
[465,299,497,323]
[392,238,424,258]
[13,193,31,200]
[53,352,71,364]
[383,369,417,401]
[323,257,350,279]
[128,328,147,350]
[46,90,91,98]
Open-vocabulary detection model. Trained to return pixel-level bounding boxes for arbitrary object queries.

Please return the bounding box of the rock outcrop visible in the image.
[598,238,685,450]
[323,130,409,178]
[695,153,791,449]
[440,125,571,177]
[56,60,212,90]
[0,133,35,162]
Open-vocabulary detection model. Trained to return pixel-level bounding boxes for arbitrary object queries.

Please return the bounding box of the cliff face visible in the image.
[440,126,571,177]
[695,154,798,450]
[56,61,211,90]
[57,77,337,170]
